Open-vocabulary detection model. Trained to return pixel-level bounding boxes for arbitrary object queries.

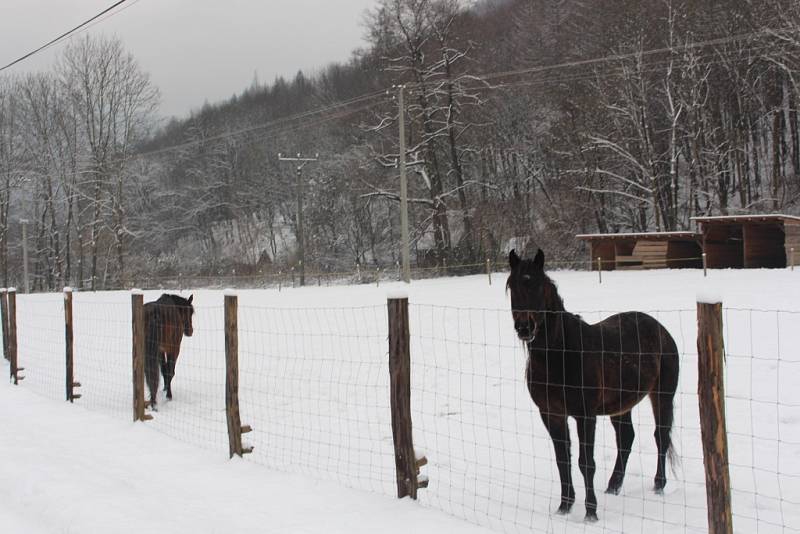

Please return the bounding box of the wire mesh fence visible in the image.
[2,288,799,533]
[237,303,395,495]
[12,252,728,294]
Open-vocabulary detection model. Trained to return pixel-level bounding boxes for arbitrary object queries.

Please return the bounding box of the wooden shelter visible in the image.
[691,214,800,269]
[576,232,702,271]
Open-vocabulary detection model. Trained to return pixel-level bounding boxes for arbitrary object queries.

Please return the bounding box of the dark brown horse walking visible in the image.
[507,249,679,521]
[144,294,194,410]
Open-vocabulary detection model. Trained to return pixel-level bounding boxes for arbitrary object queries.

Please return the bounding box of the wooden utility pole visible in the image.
[20,220,30,293]
[697,301,733,534]
[398,85,411,284]
[278,153,318,287]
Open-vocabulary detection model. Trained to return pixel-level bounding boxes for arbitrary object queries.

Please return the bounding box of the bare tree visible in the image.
[59,35,159,288]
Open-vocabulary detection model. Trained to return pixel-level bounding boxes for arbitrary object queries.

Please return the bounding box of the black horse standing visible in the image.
[507,249,679,521]
[144,294,194,410]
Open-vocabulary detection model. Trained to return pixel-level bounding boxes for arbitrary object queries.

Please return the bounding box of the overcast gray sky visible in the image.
[0,0,377,118]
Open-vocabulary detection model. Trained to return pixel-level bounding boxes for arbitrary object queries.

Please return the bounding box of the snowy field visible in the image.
[2,266,800,533]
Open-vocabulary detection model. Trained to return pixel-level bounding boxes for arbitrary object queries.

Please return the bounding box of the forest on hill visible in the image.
[1,0,799,290]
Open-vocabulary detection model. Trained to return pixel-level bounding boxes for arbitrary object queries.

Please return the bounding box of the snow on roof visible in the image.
[575,231,699,240]
[690,213,800,224]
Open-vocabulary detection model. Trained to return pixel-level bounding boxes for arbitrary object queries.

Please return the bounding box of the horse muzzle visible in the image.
[184,328,194,337]
[514,322,536,343]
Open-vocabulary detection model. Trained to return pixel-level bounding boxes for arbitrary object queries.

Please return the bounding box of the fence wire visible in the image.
[4,290,800,534]
[237,303,395,495]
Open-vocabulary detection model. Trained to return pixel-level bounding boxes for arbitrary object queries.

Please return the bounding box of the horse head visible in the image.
[507,248,561,342]
[173,294,194,337]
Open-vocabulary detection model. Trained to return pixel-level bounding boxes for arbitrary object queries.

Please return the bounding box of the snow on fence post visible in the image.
[225,292,253,458]
[696,301,733,534]
[387,294,427,499]
[8,288,21,384]
[64,288,81,402]
[131,291,150,422]
[0,288,8,361]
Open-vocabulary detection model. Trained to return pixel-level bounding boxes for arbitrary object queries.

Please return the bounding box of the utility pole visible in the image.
[397,85,411,283]
[20,219,29,293]
[278,153,318,287]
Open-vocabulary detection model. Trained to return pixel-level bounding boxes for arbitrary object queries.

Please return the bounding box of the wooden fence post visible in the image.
[702,252,708,277]
[1,288,8,361]
[64,288,81,402]
[388,295,427,499]
[486,258,492,286]
[697,301,733,534]
[131,291,151,422]
[225,292,253,458]
[8,288,21,384]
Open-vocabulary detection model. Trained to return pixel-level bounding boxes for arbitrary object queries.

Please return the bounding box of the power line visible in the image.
[9,25,794,175]
[0,0,131,73]
[137,90,388,160]
[138,28,795,163]
[405,27,799,90]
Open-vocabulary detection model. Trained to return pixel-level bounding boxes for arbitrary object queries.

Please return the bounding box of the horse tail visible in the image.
[655,332,681,474]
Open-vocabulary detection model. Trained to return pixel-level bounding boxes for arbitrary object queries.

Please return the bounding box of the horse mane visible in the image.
[156,293,194,311]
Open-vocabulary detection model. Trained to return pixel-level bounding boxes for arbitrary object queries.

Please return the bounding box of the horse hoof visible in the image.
[654,487,665,495]
[605,486,621,495]
[556,504,572,515]
[585,512,599,522]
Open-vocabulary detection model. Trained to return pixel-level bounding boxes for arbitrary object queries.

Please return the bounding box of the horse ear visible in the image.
[188,294,193,303]
[509,249,521,269]
[533,248,545,271]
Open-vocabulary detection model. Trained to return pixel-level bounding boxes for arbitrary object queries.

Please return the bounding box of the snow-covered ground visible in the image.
[0,381,493,534]
[2,266,800,533]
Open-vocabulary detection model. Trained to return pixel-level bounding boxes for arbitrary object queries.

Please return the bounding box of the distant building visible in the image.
[576,231,702,271]
[576,214,800,270]
[692,214,800,269]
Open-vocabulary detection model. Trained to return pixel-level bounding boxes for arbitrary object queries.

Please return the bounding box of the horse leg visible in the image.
[650,388,676,493]
[576,415,599,521]
[606,411,635,494]
[164,354,177,400]
[160,358,169,392]
[144,350,160,411]
[540,413,575,514]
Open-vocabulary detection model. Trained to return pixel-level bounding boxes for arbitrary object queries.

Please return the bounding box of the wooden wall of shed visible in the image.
[667,240,703,268]
[702,224,744,268]
[744,223,785,268]
[591,241,617,271]
[785,223,800,267]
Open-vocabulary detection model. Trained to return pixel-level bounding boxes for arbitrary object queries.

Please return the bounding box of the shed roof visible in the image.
[690,214,800,224]
[575,231,699,241]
